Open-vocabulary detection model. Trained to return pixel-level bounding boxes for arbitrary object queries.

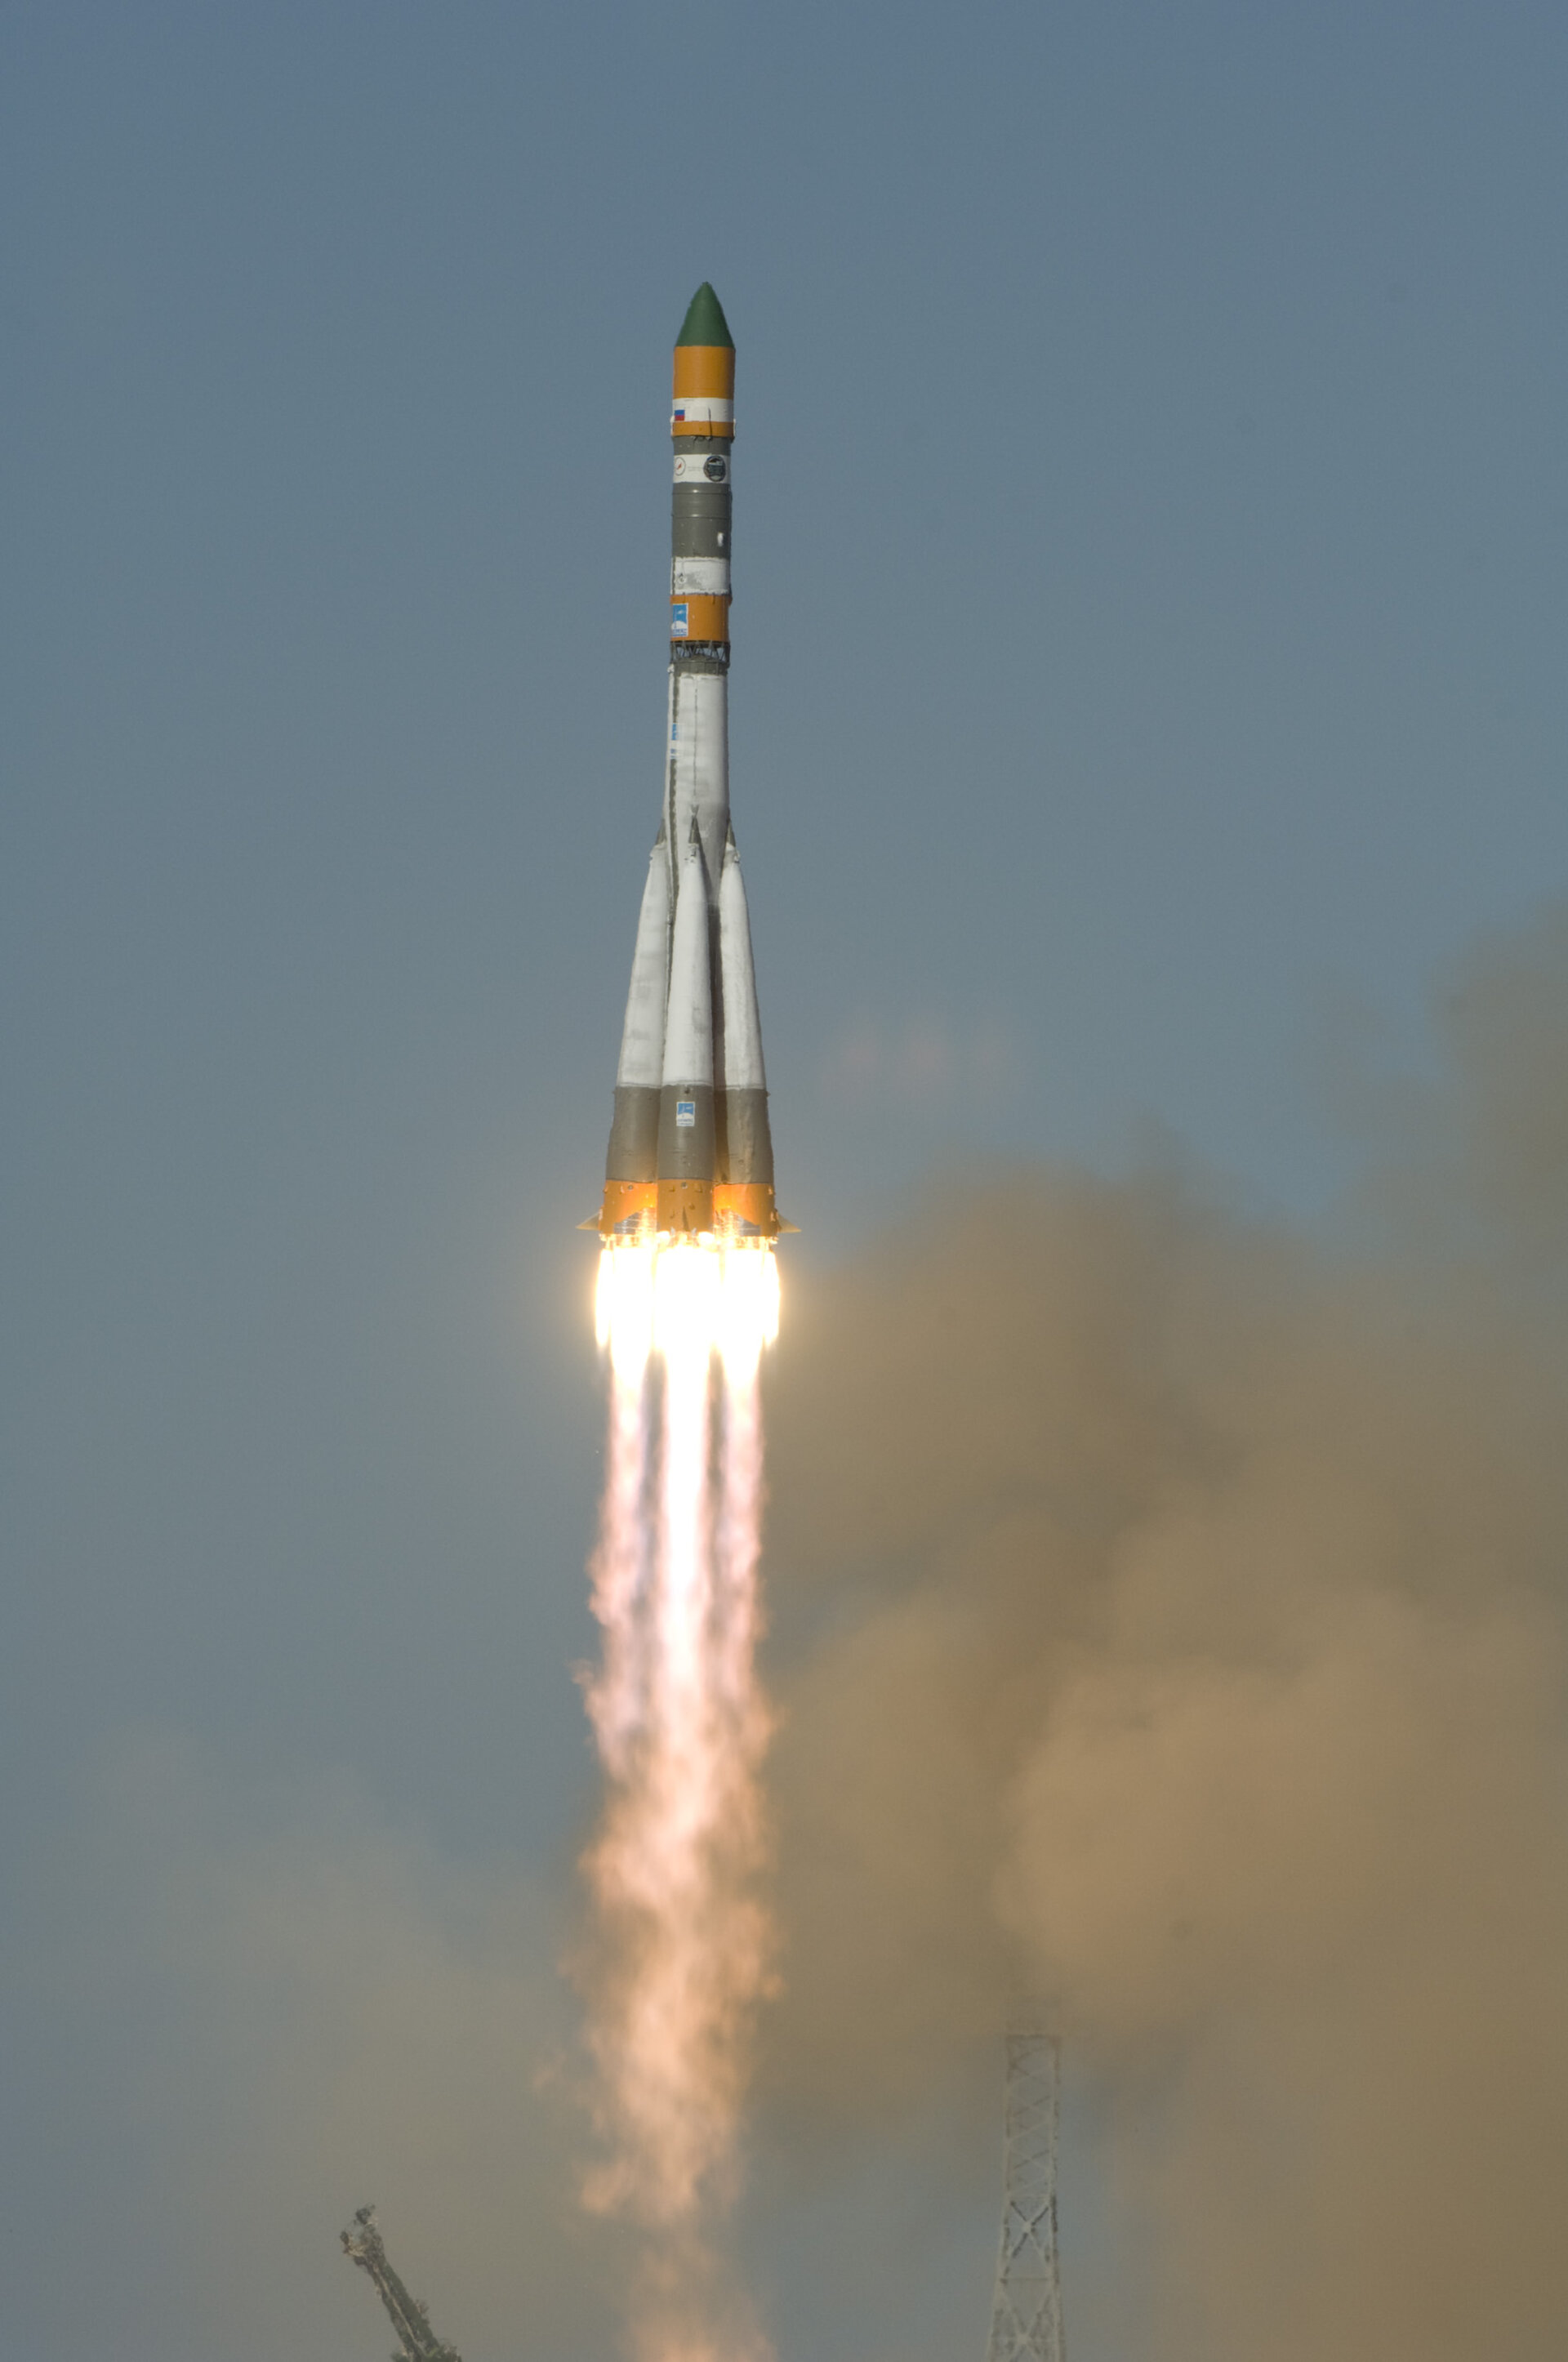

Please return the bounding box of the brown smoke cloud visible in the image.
[756,906,1568,2362]
[29,911,1568,2362]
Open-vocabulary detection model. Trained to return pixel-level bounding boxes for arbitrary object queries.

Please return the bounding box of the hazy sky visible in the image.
[2,5,1566,2359]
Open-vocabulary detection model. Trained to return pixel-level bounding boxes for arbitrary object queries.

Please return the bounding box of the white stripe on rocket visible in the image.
[670,399,733,426]
[671,557,732,595]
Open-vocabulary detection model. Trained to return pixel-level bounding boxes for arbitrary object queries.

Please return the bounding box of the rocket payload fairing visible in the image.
[593,285,785,1242]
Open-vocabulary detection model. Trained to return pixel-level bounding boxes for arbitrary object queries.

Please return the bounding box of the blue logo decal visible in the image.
[670,602,689,637]
[675,1099,696,1128]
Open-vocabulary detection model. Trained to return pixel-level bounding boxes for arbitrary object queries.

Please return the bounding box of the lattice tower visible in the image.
[984,2024,1065,2362]
[341,2206,462,2362]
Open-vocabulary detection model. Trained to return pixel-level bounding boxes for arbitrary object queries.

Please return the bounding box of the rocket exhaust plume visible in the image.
[580,287,784,2362]
[586,1249,778,2221]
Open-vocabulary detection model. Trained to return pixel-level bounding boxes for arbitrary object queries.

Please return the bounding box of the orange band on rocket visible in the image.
[670,594,730,644]
[672,345,736,438]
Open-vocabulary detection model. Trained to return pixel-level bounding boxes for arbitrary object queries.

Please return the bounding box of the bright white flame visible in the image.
[653,1237,724,1367]
[597,1240,657,1377]
[599,1238,781,1379]
[582,1234,778,2362]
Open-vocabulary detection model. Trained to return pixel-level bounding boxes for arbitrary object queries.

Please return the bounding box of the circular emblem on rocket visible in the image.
[703,455,728,482]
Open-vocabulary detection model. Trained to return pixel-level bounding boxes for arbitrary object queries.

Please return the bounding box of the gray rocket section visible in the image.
[655,822,716,1181]
[605,826,672,1184]
[671,444,730,573]
[715,826,773,1188]
[670,444,731,616]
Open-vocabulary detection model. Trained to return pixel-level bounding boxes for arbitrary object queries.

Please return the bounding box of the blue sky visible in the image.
[2,4,1565,2357]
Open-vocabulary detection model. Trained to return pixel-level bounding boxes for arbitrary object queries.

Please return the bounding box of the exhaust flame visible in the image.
[584,1238,779,2360]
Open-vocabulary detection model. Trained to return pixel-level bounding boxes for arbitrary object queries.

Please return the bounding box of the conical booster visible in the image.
[714,823,776,1233]
[601,825,673,1235]
[656,821,716,1235]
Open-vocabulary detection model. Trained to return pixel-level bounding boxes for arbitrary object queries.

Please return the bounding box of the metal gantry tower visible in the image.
[984,2020,1066,2362]
[341,2205,463,2362]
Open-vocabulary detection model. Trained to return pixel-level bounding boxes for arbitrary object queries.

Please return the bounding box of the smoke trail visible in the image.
[715,1350,770,1769]
[582,1242,778,2362]
[585,1249,655,1782]
[751,920,1568,2362]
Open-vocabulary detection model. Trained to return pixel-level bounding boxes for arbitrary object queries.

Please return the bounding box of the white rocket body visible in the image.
[595,286,781,1241]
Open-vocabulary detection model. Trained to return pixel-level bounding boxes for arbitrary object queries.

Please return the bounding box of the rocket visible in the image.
[592,285,786,1242]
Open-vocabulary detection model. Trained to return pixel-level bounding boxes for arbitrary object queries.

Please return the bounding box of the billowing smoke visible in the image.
[22,913,1568,2362]
[757,907,1568,2361]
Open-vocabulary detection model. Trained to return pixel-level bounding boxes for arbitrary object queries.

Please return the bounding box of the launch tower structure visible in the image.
[341,2205,463,2362]
[984,2022,1066,2362]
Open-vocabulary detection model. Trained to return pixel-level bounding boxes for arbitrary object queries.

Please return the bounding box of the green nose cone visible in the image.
[676,282,733,350]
